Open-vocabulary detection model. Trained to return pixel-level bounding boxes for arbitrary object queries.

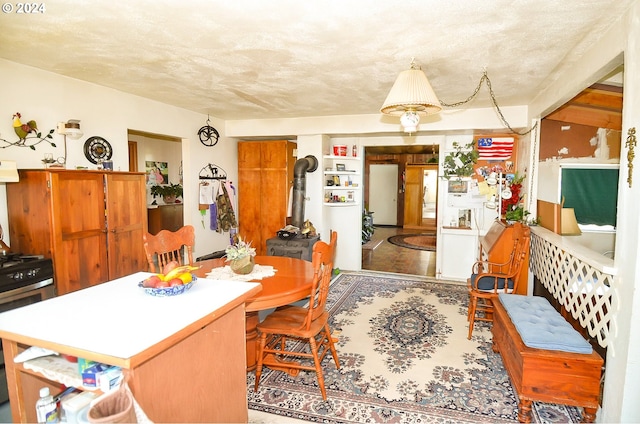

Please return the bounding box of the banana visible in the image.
[163,265,201,281]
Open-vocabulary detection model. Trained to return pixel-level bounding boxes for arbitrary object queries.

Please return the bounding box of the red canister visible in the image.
[333,145,347,156]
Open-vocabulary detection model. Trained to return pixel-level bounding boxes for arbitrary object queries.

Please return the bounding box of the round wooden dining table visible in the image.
[193,255,316,371]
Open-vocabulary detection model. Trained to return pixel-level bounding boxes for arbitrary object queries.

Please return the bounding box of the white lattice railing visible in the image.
[529,226,616,349]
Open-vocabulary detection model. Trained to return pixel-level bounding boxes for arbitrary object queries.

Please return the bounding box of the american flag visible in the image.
[477,137,514,161]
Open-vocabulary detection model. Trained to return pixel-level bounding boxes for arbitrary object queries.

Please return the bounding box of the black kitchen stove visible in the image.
[0,254,54,295]
[0,254,56,404]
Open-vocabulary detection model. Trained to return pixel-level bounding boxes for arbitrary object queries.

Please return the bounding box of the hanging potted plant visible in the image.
[150,182,183,204]
[225,236,256,274]
[443,141,479,179]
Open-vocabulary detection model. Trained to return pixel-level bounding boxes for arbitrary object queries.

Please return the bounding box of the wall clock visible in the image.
[83,136,113,164]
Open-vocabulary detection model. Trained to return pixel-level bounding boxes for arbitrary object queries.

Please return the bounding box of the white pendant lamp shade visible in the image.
[381,66,442,133]
[380,68,442,116]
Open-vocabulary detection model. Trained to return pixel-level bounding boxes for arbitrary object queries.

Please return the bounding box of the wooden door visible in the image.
[238,141,264,252]
[404,166,423,228]
[49,171,110,294]
[260,141,292,254]
[105,173,148,280]
[404,165,438,230]
[238,140,294,255]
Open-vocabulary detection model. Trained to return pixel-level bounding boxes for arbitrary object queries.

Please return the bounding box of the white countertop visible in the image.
[0,272,261,360]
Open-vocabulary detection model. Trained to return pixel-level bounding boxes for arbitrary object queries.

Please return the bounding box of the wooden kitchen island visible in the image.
[0,272,262,423]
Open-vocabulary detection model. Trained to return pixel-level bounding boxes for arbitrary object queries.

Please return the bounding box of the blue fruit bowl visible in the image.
[138,276,196,297]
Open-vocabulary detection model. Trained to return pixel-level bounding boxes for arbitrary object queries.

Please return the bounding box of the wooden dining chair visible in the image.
[254,238,340,400]
[467,222,531,339]
[143,225,195,273]
[274,230,338,313]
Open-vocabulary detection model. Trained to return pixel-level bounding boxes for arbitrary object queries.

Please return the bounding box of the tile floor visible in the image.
[361,226,436,277]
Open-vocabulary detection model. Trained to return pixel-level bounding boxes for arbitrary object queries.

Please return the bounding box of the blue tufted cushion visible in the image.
[498,293,593,354]
[470,274,514,291]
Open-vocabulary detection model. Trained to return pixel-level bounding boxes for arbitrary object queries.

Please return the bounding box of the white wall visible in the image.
[0,59,236,260]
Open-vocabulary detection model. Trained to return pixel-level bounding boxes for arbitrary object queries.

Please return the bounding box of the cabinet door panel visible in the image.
[49,172,109,294]
[260,168,288,253]
[105,173,148,279]
[261,141,288,168]
[238,168,263,249]
[238,141,262,168]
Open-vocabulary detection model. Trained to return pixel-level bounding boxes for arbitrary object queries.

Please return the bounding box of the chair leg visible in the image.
[467,295,477,340]
[308,337,328,400]
[254,333,267,393]
[324,323,341,369]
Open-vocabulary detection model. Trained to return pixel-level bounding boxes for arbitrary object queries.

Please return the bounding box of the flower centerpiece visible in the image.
[225,236,256,274]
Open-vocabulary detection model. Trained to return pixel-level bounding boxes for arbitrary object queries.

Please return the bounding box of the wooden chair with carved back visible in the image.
[254,235,340,400]
[143,225,195,273]
[467,222,531,339]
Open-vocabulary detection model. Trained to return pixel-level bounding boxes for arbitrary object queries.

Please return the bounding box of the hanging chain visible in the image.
[439,71,538,136]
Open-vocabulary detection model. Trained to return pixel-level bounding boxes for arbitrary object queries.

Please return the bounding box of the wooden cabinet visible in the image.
[0,272,261,423]
[7,170,148,295]
[404,165,438,229]
[147,204,183,234]
[480,220,529,295]
[238,140,296,255]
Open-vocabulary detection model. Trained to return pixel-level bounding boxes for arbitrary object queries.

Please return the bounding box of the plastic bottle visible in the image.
[36,387,59,423]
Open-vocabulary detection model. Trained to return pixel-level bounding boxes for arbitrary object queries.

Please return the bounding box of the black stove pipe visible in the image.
[292,155,318,230]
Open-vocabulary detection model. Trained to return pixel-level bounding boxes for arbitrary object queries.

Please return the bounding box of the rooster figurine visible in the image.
[12,112,38,142]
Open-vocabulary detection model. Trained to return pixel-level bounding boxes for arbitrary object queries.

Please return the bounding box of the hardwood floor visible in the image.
[361,226,436,277]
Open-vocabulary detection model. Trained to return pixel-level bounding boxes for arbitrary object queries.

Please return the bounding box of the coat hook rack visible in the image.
[199,163,227,180]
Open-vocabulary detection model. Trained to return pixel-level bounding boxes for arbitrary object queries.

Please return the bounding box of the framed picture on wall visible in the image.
[145,161,169,185]
[447,179,468,193]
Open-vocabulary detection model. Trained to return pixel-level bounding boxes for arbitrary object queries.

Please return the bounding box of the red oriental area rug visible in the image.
[387,233,436,251]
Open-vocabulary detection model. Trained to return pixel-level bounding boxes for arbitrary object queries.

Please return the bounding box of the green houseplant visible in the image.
[443,141,479,179]
[150,182,183,203]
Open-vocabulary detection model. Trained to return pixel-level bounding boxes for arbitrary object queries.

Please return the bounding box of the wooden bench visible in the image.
[492,294,604,423]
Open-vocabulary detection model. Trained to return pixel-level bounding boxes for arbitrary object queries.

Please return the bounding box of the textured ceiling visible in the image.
[0,0,632,120]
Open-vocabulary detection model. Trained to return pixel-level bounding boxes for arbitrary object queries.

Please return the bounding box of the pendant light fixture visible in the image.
[380,59,442,134]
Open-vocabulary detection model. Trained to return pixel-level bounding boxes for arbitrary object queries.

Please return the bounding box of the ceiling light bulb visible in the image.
[400,111,420,133]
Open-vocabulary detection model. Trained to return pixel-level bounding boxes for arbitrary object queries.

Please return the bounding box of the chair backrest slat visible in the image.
[143,225,195,273]
[505,222,531,293]
[303,231,338,329]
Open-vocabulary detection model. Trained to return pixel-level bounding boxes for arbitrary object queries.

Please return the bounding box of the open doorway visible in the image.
[363,145,438,277]
[127,129,184,235]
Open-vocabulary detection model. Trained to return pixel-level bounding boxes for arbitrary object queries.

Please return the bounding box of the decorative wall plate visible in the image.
[198,124,219,147]
[83,136,113,164]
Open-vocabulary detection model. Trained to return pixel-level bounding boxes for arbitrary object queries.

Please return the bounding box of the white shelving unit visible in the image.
[323,155,361,207]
